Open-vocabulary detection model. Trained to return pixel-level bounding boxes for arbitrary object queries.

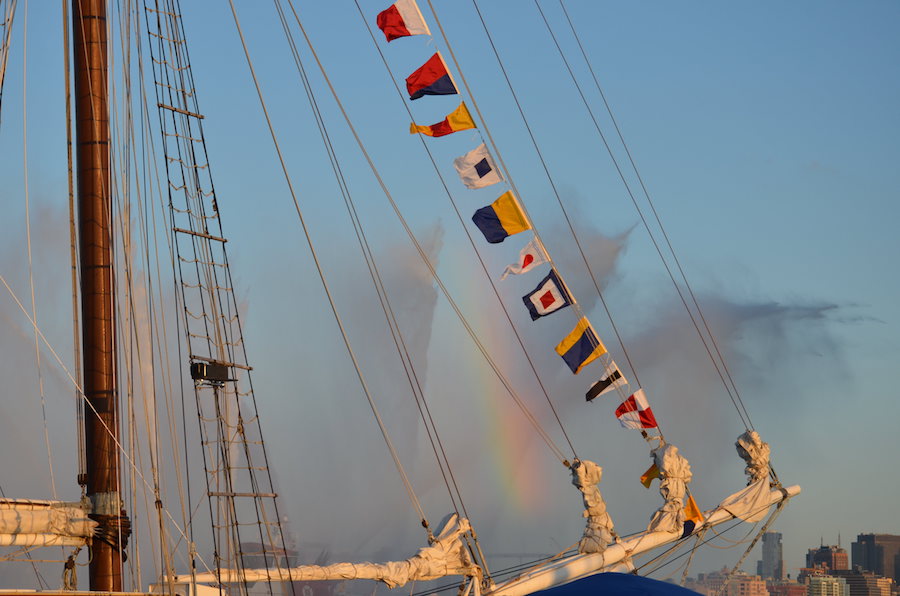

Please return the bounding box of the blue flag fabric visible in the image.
[522,269,572,320]
[406,53,457,100]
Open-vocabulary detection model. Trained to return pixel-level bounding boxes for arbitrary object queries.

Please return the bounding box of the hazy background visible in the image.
[0,0,897,588]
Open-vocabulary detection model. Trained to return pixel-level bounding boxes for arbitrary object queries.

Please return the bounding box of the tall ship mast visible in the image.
[72,0,127,589]
[4,3,865,596]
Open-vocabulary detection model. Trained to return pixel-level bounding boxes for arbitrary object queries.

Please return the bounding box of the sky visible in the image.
[0,0,898,589]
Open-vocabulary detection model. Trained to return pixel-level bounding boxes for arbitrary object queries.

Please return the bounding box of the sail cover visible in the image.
[735,430,771,485]
[533,572,701,596]
[180,513,479,589]
[646,443,692,533]
[0,500,97,546]
[569,459,615,554]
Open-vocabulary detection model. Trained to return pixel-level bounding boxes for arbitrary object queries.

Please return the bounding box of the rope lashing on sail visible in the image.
[179,514,481,590]
[645,442,692,534]
[569,459,615,554]
[735,430,771,486]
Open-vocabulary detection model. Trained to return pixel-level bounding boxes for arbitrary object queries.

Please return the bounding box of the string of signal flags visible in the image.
[375,0,660,436]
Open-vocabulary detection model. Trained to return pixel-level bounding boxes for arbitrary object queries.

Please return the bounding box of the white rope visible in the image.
[20,0,58,500]
[279,0,569,463]
[0,272,213,577]
[227,0,430,526]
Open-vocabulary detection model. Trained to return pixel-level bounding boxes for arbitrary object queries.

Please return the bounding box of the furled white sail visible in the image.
[569,459,614,554]
[646,443,692,533]
[179,513,479,589]
[735,430,771,485]
[0,499,96,546]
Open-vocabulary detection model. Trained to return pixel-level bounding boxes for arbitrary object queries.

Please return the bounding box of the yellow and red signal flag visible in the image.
[410,102,476,137]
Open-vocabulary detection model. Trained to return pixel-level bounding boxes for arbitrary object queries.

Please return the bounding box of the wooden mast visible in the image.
[71,0,128,590]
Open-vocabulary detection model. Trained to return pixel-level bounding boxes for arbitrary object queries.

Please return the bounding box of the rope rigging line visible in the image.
[20,0,58,501]
[61,0,87,492]
[277,0,569,466]
[227,0,435,535]
[0,0,17,126]
[270,0,461,534]
[557,0,755,434]
[540,1,756,434]
[352,0,586,468]
[0,272,211,575]
[143,2,300,591]
[456,0,649,419]
[111,2,178,579]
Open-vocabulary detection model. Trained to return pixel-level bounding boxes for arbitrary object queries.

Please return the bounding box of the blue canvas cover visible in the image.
[533,572,699,596]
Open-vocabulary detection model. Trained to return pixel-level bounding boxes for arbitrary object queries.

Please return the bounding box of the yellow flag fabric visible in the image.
[409,102,476,137]
[640,462,660,488]
[554,317,606,374]
[684,494,704,524]
[492,191,530,236]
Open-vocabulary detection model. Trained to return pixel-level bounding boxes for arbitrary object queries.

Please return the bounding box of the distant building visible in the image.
[766,580,806,596]
[807,575,850,596]
[852,534,900,582]
[723,574,768,596]
[808,545,850,572]
[758,532,785,580]
[831,568,895,596]
[688,568,730,595]
[687,569,767,596]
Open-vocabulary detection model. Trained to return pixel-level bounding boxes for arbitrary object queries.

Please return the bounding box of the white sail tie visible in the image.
[646,443,692,533]
[735,430,771,485]
[570,459,615,554]
[178,513,479,589]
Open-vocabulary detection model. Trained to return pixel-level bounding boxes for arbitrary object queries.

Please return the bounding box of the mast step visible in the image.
[174,227,227,243]
[207,492,277,498]
[157,102,204,119]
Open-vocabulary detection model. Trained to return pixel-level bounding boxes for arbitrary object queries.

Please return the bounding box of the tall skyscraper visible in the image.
[807,544,849,571]
[757,532,784,580]
[852,534,900,582]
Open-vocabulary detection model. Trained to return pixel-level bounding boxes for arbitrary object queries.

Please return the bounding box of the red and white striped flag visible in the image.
[615,389,658,429]
[501,236,547,280]
[376,0,431,42]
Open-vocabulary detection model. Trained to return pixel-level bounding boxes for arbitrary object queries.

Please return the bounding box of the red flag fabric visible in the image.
[376,0,430,42]
[615,389,658,429]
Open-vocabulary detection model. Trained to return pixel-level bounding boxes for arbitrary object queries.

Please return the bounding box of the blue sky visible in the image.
[0,0,898,587]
